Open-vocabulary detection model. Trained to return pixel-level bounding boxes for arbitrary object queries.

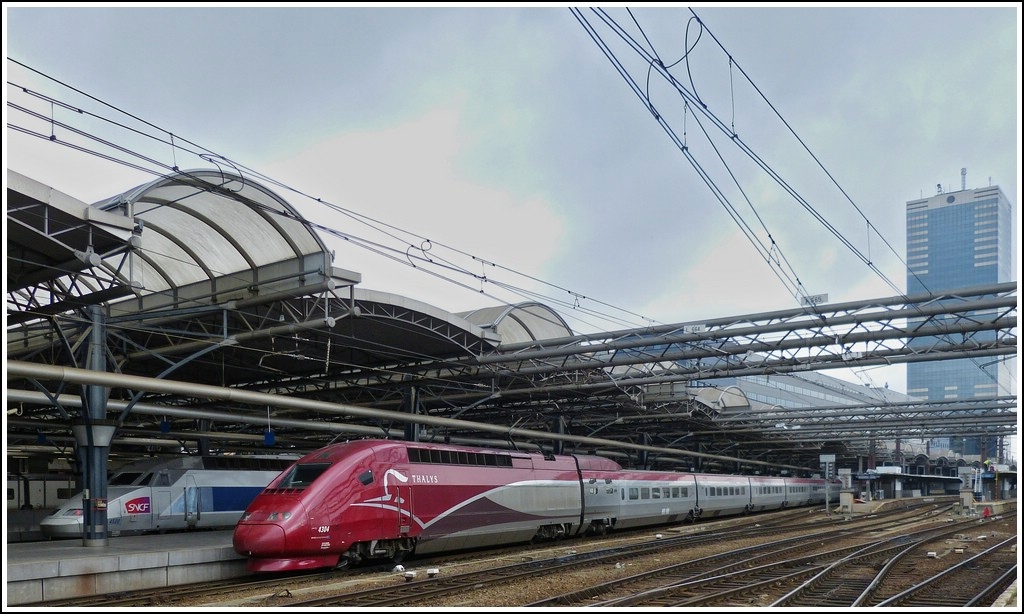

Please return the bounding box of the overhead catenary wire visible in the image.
[5,16,1015,468]
[574,7,897,304]
[6,65,657,336]
[5,7,1014,401]
[568,7,1014,398]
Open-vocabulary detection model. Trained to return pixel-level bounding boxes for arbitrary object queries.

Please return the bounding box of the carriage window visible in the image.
[652,488,661,499]
[408,447,514,468]
[641,487,650,499]
[628,487,639,500]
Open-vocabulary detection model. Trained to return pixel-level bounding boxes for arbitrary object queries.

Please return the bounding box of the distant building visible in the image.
[904,180,1016,456]
[733,371,911,409]
[720,371,929,468]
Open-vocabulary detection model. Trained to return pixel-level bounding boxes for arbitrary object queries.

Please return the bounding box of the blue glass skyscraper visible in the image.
[905,181,1015,457]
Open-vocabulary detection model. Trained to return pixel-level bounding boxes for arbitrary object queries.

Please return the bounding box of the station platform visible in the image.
[4,529,245,607]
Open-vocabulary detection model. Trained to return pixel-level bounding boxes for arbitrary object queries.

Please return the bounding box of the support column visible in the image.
[549,416,565,456]
[75,304,117,546]
[403,386,420,442]
[197,419,211,456]
[638,433,650,469]
[72,419,117,546]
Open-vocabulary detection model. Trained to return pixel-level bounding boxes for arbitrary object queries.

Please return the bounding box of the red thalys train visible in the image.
[233,439,839,572]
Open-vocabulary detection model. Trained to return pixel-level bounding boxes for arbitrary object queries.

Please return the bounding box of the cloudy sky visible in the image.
[4,4,1020,399]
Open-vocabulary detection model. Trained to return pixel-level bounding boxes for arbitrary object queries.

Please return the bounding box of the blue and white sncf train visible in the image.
[40,454,296,538]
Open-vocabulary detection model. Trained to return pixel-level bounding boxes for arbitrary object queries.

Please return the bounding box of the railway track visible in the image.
[29,501,999,608]
[275,502,966,607]
[871,533,1017,608]
[536,513,1015,608]
[777,514,1017,608]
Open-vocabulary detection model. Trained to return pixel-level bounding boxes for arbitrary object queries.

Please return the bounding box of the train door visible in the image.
[394,484,412,538]
[151,489,169,532]
[376,467,411,539]
[184,474,199,527]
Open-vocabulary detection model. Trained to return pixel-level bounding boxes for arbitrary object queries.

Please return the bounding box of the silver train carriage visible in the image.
[7,473,78,512]
[578,468,841,534]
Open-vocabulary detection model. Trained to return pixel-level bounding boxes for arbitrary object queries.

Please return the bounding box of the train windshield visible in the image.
[275,463,331,489]
[109,472,145,485]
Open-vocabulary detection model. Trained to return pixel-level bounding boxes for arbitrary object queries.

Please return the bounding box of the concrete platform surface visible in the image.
[4,529,245,607]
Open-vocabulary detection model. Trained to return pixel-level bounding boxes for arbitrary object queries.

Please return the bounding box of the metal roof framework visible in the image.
[5,169,1018,475]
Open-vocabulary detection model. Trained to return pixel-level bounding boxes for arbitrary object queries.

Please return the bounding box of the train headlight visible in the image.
[267,511,292,521]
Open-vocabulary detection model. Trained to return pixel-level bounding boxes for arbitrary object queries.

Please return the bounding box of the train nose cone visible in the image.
[233,523,286,556]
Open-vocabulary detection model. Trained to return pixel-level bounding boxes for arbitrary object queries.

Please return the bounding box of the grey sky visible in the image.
[4,3,1020,398]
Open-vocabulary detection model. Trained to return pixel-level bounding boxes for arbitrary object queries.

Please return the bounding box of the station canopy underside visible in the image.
[5,169,1017,475]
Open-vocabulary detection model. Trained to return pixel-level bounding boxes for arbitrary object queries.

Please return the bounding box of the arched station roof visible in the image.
[92,168,357,315]
[458,302,575,345]
[6,168,1016,474]
[7,168,504,430]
